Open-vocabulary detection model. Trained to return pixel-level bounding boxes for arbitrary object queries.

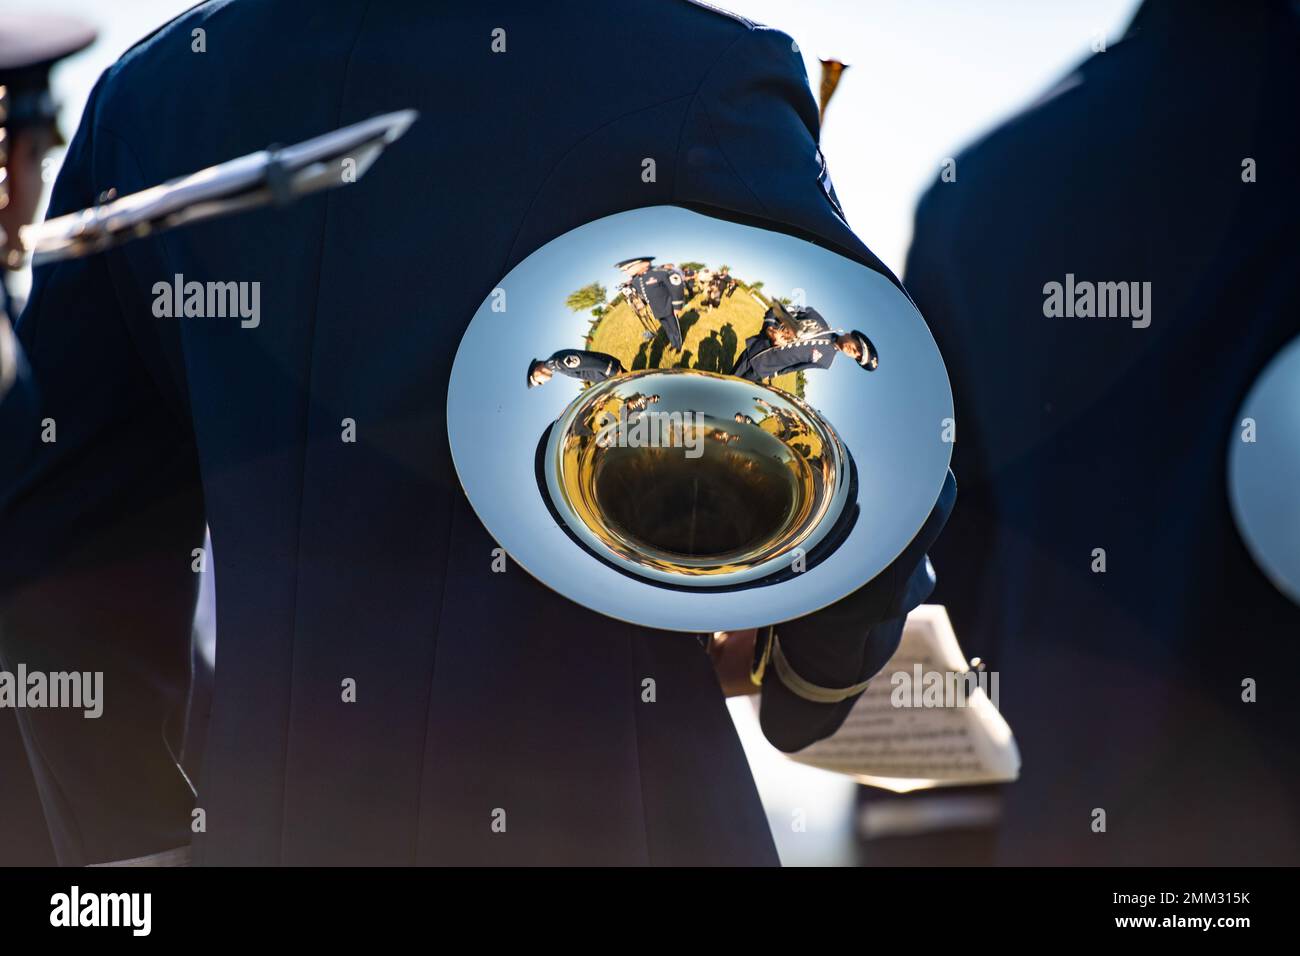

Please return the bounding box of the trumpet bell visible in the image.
[448,205,952,633]
[545,368,852,587]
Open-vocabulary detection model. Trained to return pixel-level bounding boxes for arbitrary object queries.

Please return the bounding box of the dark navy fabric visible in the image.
[0,277,54,865]
[907,0,1300,864]
[0,0,945,865]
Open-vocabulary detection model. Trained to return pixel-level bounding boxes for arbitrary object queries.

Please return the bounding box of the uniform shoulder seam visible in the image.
[116,1,215,61]
[679,0,758,29]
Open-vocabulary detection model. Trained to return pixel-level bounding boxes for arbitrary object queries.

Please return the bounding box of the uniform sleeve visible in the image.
[761,472,955,752]
[676,25,956,753]
[668,272,685,308]
[732,338,758,379]
[675,25,899,287]
[0,73,203,863]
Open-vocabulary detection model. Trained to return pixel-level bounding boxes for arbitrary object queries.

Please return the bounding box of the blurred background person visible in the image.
[0,14,95,318]
[0,9,96,868]
[906,0,1300,864]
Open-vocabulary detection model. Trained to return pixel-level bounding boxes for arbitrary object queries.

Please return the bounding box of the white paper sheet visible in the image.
[781,605,1020,793]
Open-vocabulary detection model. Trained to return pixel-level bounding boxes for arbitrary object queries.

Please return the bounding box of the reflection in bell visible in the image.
[596,436,800,558]
[544,369,852,588]
[449,206,954,630]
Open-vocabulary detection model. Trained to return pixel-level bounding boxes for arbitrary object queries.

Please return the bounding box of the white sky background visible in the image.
[29,0,1143,865]
[725,0,1143,272]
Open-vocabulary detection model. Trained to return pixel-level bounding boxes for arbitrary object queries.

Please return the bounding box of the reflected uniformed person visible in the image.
[733,302,878,382]
[527,348,624,388]
[719,266,737,298]
[616,256,685,351]
[680,266,697,300]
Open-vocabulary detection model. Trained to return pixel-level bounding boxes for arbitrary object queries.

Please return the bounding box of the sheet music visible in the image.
[782,605,1020,793]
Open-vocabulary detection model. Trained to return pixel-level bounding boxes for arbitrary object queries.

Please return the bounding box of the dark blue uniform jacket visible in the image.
[906,0,1300,864]
[0,0,952,865]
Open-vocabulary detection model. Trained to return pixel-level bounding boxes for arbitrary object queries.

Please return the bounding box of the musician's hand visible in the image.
[709,629,760,697]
